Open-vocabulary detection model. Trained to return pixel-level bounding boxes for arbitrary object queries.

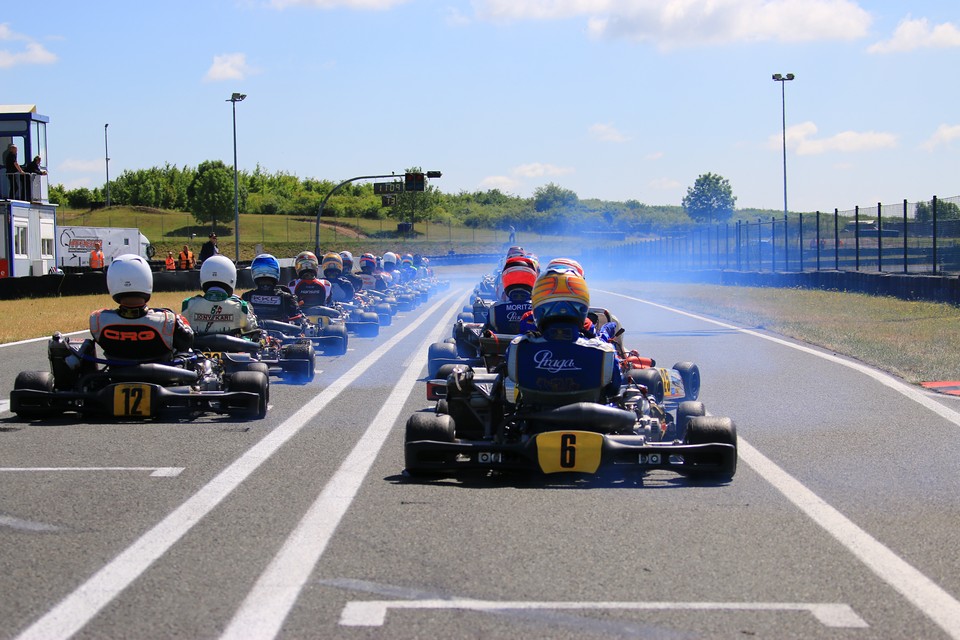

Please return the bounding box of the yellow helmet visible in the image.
[531,271,590,328]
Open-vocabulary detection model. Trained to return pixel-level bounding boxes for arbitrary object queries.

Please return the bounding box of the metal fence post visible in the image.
[877,202,883,272]
[932,195,938,274]
[902,199,908,274]
[815,211,821,271]
[834,209,839,270]
[854,205,860,271]
[771,217,776,272]
[799,212,804,272]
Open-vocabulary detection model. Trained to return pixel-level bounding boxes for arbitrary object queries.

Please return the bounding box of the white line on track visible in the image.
[13,288,463,640]
[600,289,960,639]
[0,330,88,349]
[220,296,459,639]
[0,467,184,477]
[0,399,9,414]
[338,598,868,628]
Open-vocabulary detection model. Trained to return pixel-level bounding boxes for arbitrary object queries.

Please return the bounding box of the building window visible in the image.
[14,224,28,257]
[41,220,54,257]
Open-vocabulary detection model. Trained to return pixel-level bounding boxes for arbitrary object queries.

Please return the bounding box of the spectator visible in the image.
[4,143,26,199]
[178,244,195,270]
[198,233,219,264]
[165,251,177,271]
[24,155,46,175]
[89,241,105,270]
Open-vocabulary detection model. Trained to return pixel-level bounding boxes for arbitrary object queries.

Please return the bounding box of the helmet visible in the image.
[322,251,343,276]
[200,255,238,295]
[531,271,590,329]
[339,250,354,271]
[505,246,525,258]
[544,257,584,278]
[401,253,414,267]
[359,252,377,273]
[107,254,153,304]
[500,262,537,302]
[251,253,281,284]
[382,252,397,269]
[295,251,319,279]
[503,254,537,274]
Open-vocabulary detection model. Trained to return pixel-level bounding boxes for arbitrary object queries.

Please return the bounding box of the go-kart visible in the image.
[192,332,315,384]
[10,332,269,421]
[258,317,349,356]
[404,363,737,481]
[302,304,379,339]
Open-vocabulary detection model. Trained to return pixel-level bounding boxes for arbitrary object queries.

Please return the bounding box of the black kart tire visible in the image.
[12,371,59,419]
[282,344,315,383]
[428,342,458,378]
[322,324,349,356]
[673,361,701,401]
[671,401,706,441]
[629,368,665,404]
[230,371,269,419]
[685,416,737,480]
[404,412,456,477]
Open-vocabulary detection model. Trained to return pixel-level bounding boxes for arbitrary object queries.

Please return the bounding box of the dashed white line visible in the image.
[0,467,184,477]
[338,599,868,629]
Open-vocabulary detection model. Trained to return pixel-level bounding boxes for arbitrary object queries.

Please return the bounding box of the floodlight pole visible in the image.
[104,124,111,207]
[227,92,246,261]
[772,73,795,218]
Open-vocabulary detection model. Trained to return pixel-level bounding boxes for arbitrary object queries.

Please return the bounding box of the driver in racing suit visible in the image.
[506,270,621,409]
[89,254,194,361]
[482,256,537,335]
[241,254,304,323]
[182,255,259,338]
[287,251,332,308]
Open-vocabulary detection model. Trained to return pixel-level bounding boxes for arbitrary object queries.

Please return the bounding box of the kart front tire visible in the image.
[629,368,665,404]
[12,371,59,419]
[322,324,349,356]
[671,401,706,441]
[404,412,456,477]
[673,361,701,401]
[283,344,316,383]
[428,342,458,378]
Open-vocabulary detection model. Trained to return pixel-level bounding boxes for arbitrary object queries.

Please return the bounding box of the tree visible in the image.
[915,199,960,224]
[533,183,578,212]
[682,173,736,223]
[187,160,234,229]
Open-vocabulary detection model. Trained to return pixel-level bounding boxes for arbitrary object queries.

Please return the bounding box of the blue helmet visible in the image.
[251,253,281,283]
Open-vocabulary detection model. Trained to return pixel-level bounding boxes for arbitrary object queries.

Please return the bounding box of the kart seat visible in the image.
[527,402,637,435]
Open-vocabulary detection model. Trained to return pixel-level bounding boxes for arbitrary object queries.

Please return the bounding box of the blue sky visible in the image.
[2,0,958,213]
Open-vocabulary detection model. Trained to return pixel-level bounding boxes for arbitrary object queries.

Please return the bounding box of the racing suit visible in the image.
[484,300,532,335]
[90,306,194,362]
[323,273,356,303]
[506,321,621,409]
[341,269,364,292]
[358,271,388,292]
[241,283,303,322]
[181,287,259,337]
[288,276,332,308]
[399,265,418,283]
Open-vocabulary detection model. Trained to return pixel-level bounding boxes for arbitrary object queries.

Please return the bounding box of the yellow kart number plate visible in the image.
[112,383,152,417]
[536,431,603,474]
[201,351,223,361]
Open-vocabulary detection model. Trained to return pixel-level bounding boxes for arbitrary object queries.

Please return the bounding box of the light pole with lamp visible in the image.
[771,73,794,218]
[227,92,246,261]
[104,124,111,207]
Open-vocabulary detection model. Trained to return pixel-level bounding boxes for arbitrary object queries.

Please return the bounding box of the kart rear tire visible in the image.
[457,312,473,323]
[404,412,456,477]
[375,304,393,326]
[322,324,349,356]
[684,416,737,480]
[230,371,269,419]
[629,368,664,404]
[428,342,458,378]
[357,315,380,338]
[671,401,706,441]
[12,371,59,419]
[673,361,701,401]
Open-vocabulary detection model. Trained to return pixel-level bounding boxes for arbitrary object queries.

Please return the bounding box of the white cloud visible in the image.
[269,0,408,9]
[0,24,57,68]
[479,175,521,191]
[648,177,681,189]
[645,151,664,160]
[868,17,960,54]
[512,162,574,177]
[770,121,897,155]
[204,53,256,82]
[922,124,960,151]
[474,0,871,48]
[589,123,629,142]
[59,158,104,172]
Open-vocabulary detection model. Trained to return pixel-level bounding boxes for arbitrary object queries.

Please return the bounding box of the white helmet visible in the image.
[382,251,398,269]
[200,255,238,295]
[107,254,153,303]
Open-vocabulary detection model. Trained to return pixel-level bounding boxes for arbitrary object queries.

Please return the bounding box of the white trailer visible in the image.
[57,226,153,268]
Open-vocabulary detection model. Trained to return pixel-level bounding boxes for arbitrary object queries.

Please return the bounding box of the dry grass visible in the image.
[633,283,960,383]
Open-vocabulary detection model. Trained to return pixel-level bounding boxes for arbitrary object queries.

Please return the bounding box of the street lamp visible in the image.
[227,92,246,261]
[104,124,110,207]
[772,73,795,218]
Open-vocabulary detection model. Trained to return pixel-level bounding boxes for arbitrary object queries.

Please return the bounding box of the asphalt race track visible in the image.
[2,272,960,639]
